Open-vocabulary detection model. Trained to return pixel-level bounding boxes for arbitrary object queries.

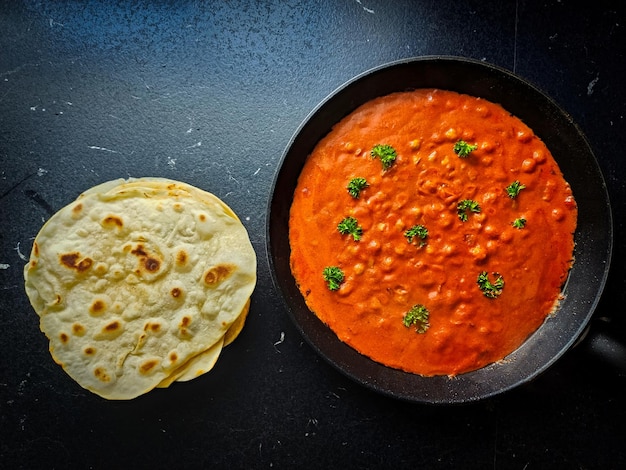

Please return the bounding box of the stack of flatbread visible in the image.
[23,178,257,399]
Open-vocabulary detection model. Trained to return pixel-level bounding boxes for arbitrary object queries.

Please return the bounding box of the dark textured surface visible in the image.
[1,1,625,468]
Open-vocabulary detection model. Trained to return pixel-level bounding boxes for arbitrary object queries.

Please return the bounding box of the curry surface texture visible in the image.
[289,89,577,376]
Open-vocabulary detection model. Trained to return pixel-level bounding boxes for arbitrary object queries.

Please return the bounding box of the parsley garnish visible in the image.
[453,140,478,158]
[457,199,481,221]
[347,177,369,198]
[403,304,430,333]
[337,216,363,241]
[404,224,428,246]
[512,217,527,229]
[477,271,504,299]
[371,144,397,170]
[506,180,526,199]
[323,266,344,291]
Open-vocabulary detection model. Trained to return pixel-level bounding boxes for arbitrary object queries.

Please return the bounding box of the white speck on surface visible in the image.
[37,168,47,176]
[15,242,27,261]
[245,216,250,221]
[0,263,9,269]
[167,157,176,169]
[587,74,599,95]
[186,141,202,149]
[253,167,261,176]
[30,106,37,111]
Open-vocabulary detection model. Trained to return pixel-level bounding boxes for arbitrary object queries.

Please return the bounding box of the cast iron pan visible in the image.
[266,56,613,404]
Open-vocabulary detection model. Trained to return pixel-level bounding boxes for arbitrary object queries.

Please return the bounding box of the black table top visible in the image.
[1,1,625,468]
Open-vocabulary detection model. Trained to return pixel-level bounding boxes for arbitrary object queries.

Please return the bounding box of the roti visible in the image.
[156,298,250,388]
[24,177,257,399]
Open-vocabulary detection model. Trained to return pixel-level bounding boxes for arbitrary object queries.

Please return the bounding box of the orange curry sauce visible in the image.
[289,89,577,376]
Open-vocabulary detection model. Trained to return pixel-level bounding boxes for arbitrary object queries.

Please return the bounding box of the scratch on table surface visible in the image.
[0,171,36,201]
[48,17,65,28]
[15,242,28,261]
[88,145,119,153]
[273,331,285,352]
[0,62,40,79]
[587,74,599,95]
[355,0,374,14]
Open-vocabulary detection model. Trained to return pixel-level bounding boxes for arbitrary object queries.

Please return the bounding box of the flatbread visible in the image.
[156,298,250,388]
[24,177,257,399]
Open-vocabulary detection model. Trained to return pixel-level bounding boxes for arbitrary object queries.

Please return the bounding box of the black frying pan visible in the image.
[266,56,613,404]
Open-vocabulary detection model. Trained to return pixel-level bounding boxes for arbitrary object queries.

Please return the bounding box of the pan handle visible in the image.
[582,317,626,375]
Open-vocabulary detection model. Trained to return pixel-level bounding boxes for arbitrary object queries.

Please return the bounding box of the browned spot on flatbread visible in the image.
[204,264,236,286]
[199,213,207,222]
[131,244,161,274]
[59,332,69,344]
[176,250,188,267]
[103,320,121,333]
[102,215,123,229]
[131,245,147,257]
[139,359,160,375]
[170,287,182,298]
[169,351,178,363]
[72,203,83,217]
[94,367,111,382]
[60,252,93,272]
[178,315,193,338]
[144,258,160,272]
[72,323,85,336]
[90,299,106,315]
[33,242,39,257]
[94,262,108,275]
[84,346,96,356]
[144,321,162,333]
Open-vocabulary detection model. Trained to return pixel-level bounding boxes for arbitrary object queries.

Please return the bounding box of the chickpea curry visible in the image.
[289,89,577,376]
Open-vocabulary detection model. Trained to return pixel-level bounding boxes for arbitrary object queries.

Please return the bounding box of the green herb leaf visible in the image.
[404,224,429,246]
[347,177,369,198]
[512,217,527,229]
[477,271,505,299]
[457,199,481,222]
[337,216,363,241]
[453,140,478,158]
[323,266,345,291]
[371,144,397,170]
[506,180,526,199]
[403,304,430,333]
